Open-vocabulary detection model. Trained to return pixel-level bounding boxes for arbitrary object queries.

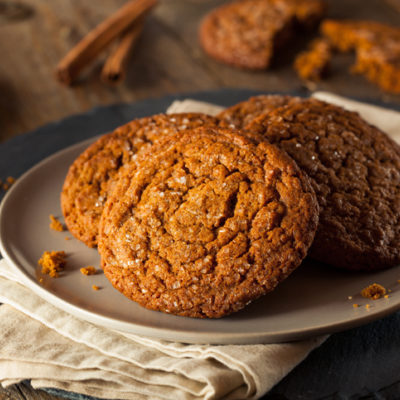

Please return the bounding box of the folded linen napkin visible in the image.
[0,259,325,400]
[0,93,399,400]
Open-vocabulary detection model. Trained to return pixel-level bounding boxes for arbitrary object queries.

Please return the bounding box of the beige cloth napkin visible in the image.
[0,93,399,400]
[0,260,325,400]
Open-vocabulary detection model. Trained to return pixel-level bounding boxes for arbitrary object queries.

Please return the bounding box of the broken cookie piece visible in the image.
[294,38,331,81]
[321,19,400,93]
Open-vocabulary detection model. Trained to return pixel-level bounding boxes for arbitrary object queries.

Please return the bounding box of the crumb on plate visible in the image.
[361,283,386,300]
[2,176,15,191]
[38,250,66,278]
[49,214,65,231]
[80,266,97,276]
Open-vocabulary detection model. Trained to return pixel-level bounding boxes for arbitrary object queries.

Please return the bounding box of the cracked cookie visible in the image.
[247,98,400,271]
[217,94,300,129]
[98,126,319,318]
[199,0,325,70]
[61,113,218,248]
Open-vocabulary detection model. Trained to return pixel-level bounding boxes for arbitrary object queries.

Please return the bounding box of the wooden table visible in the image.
[0,0,399,398]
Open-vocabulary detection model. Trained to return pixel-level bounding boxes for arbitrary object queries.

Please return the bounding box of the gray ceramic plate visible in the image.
[1,137,400,344]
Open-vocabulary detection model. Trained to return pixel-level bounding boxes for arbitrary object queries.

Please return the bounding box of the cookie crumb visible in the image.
[2,176,15,191]
[49,214,65,232]
[384,294,389,299]
[365,304,371,309]
[39,278,44,284]
[80,266,97,275]
[65,236,71,240]
[217,95,299,130]
[38,251,66,278]
[348,295,353,300]
[92,285,100,291]
[361,283,386,300]
[353,303,359,308]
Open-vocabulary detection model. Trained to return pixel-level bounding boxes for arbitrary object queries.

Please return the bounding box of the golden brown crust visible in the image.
[61,113,218,247]
[217,95,300,129]
[98,126,319,318]
[247,98,400,271]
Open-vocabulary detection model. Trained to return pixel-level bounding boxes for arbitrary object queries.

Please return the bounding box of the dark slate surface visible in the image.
[1,89,400,400]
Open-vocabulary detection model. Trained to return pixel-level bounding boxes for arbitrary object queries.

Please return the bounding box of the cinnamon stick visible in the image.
[56,0,157,85]
[101,19,144,85]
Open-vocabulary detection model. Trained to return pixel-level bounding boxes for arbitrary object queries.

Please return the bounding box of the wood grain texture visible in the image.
[0,0,400,398]
[0,381,63,399]
[0,0,399,143]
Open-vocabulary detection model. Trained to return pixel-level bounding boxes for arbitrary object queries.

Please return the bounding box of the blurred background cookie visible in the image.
[199,0,325,69]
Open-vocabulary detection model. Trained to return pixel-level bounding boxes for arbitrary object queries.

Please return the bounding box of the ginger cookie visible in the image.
[98,127,319,318]
[217,94,300,129]
[199,0,325,70]
[247,99,400,271]
[61,113,218,248]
